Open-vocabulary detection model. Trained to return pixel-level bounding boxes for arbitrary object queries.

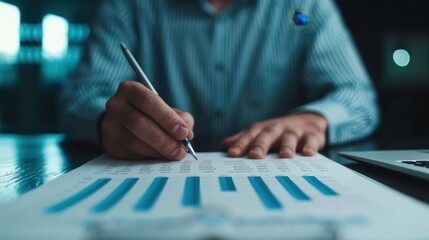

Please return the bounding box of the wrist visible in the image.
[293,112,328,132]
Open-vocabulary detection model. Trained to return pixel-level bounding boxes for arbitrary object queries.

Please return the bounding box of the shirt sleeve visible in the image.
[58,0,137,143]
[296,0,380,145]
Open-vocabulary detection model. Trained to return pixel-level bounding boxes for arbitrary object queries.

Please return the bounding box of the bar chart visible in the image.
[135,177,168,211]
[3,153,429,239]
[46,175,339,214]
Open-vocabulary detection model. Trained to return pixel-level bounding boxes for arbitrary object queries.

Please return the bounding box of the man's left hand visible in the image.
[222,113,328,159]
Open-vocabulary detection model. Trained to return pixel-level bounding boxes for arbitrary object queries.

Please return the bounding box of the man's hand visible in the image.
[222,113,328,159]
[101,81,194,160]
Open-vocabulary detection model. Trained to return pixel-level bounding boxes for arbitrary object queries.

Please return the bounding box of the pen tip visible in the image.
[185,141,198,160]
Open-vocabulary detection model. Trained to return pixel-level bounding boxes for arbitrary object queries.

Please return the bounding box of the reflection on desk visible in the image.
[0,134,101,204]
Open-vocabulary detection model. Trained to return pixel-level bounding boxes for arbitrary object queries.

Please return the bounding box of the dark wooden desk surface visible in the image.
[0,134,428,205]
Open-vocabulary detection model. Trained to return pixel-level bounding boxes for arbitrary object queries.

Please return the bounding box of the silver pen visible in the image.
[120,43,198,160]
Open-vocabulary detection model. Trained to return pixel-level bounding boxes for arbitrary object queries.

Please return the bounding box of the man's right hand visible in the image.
[101,81,194,161]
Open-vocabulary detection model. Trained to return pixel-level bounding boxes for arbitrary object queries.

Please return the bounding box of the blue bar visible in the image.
[135,177,168,211]
[92,178,138,213]
[276,176,311,201]
[182,176,200,207]
[46,178,111,213]
[303,176,338,196]
[219,176,236,192]
[248,176,282,209]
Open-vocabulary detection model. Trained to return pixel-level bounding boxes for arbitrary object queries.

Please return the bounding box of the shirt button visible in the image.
[214,63,225,72]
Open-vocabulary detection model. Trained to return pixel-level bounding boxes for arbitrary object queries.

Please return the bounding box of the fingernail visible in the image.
[303,147,314,155]
[180,126,188,134]
[171,148,180,158]
[171,125,188,140]
[229,147,241,155]
[282,147,293,154]
[171,124,180,134]
[251,147,263,155]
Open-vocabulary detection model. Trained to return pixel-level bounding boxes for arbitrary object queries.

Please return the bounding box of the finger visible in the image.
[174,109,194,129]
[174,109,195,140]
[101,123,145,160]
[119,81,189,141]
[248,126,284,159]
[300,133,320,156]
[278,131,299,158]
[102,116,184,160]
[121,103,187,161]
[116,125,164,158]
[227,128,261,157]
[105,97,126,122]
[103,140,143,160]
[221,132,243,149]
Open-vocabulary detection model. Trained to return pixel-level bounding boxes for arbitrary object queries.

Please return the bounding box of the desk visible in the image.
[0,134,428,205]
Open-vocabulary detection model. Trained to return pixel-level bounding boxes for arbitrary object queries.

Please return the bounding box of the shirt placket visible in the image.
[211,14,228,119]
[212,15,228,75]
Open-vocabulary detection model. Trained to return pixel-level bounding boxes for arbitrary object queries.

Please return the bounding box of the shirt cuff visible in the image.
[294,100,350,145]
[68,97,106,144]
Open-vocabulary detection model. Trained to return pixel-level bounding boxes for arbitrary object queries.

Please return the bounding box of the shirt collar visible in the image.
[199,0,256,16]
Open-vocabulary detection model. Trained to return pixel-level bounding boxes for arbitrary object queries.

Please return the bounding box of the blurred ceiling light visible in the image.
[0,2,20,63]
[393,49,410,67]
[42,14,69,59]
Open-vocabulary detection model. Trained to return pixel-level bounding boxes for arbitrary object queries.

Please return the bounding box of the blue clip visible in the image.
[293,11,310,26]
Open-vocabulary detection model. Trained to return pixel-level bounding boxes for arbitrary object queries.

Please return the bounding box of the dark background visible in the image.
[0,0,428,142]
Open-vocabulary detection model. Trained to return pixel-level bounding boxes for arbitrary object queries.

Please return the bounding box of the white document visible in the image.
[0,153,428,240]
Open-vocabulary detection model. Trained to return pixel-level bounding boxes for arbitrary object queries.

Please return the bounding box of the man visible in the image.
[59,0,379,161]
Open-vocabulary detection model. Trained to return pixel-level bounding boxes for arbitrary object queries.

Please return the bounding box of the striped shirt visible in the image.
[59,0,380,151]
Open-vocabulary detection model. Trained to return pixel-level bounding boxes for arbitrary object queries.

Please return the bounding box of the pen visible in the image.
[120,43,198,160]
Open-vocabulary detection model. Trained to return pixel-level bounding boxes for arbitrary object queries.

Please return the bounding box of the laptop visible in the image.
[339,150,429,181]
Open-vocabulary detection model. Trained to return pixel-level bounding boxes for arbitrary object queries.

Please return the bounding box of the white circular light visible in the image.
[393,49,410,67]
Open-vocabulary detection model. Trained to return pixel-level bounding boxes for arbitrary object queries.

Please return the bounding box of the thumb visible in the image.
[174,109,195,139]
